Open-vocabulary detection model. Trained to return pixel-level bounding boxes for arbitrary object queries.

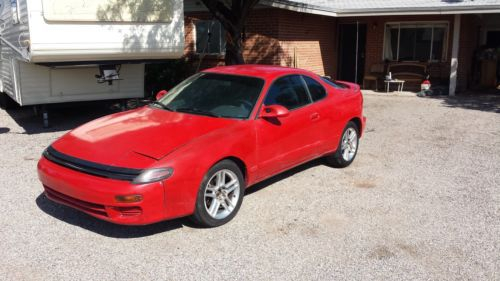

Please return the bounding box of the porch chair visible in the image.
[363,64,385,91]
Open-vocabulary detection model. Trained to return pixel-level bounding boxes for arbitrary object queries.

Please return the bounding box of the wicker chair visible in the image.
[363,64,385,91]
[387,63,428,90]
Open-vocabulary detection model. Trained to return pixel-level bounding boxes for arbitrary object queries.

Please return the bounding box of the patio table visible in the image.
[385,79,405,93]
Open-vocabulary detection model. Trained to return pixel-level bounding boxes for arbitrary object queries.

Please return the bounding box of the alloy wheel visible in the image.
[204,169,240,220]
[341,127,358,162]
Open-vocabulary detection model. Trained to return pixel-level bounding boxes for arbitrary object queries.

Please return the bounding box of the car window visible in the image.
[158,73,264,119]
[264,75,311,110]
[303,76,326,101]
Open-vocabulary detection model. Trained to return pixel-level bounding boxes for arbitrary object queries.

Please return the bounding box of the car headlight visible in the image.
[132,168,174,184]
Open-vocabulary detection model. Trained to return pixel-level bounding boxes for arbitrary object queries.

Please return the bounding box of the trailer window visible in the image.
[42,0,174,23]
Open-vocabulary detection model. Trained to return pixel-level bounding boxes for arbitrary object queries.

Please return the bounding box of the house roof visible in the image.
[262,0,500,16]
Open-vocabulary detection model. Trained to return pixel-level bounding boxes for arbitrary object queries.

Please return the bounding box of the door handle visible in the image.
[310,112,320,120]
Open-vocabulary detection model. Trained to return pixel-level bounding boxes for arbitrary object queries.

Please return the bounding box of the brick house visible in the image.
[183,0,500,95]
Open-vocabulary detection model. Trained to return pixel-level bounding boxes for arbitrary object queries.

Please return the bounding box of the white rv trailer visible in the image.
[0,0,184,107]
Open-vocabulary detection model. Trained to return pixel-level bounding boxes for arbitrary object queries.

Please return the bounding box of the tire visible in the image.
[0,92,17,110]
[191,160,245,227]
[325,121,360,168]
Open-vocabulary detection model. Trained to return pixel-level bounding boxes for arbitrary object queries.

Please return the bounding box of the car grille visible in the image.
[43,146,143,181]
[44,186,108,217]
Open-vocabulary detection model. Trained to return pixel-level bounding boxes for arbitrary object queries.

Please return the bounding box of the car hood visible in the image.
[51,106,240,168]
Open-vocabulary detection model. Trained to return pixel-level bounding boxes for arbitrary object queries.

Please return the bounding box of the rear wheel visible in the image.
[191,160,245,227]
[325,121,359,168]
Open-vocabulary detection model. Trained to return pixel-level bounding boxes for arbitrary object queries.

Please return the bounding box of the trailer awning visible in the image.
[42,0,174,22]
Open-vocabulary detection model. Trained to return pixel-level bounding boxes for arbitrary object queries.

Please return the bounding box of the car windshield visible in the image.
[153,72,265,119]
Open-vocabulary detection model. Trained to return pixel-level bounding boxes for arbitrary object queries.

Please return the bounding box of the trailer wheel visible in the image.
[0,93,18,110]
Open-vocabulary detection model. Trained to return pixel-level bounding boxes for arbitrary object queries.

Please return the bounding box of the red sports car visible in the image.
[37,65,366,227]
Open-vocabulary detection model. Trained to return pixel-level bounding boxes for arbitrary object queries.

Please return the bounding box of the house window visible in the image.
[384,22,448,62]
[195,20,226,54]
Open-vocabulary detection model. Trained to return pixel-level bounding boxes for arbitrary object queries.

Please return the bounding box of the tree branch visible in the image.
[200,0,236,31]
[241,0,260,21]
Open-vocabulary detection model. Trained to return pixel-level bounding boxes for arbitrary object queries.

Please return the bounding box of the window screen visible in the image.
[196,20,226,54]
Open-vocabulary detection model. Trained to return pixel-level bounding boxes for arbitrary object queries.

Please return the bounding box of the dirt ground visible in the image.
[0,93,498,280]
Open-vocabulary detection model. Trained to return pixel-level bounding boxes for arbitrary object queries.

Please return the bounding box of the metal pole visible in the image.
[449,14,461,96]
[355,21,359,84]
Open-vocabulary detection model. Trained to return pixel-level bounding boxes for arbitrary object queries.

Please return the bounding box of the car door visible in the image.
[254,75,323,180]
[300,75,336,153]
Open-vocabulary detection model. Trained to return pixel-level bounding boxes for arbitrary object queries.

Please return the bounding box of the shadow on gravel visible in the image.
[36,193,186,238]
[5,100,143,135]
[245,158,325,196]
[427,94,500,113]
[35,158,327,237]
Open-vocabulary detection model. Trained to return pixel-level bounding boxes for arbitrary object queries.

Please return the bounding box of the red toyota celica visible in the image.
[37,65,366,227]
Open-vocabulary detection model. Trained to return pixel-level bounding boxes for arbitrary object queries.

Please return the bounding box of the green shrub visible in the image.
[144,59,194,99]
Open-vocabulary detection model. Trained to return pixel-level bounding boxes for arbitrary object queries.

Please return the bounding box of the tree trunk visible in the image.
[200,0,259,65]
[224,30,244,65]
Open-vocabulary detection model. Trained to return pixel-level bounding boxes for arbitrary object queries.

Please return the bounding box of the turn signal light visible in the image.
[115,194,143,203]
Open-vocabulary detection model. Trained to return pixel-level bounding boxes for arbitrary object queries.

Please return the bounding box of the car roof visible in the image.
[203,64,318,81]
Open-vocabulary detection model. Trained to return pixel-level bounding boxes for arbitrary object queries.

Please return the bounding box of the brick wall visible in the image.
[276,9,337,77]
[184,8,336,77]
[185,10,477,92]
[184,9,283,70]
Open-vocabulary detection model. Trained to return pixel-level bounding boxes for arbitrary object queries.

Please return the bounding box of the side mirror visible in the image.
[155,90,168,100]
[260,105,289,119]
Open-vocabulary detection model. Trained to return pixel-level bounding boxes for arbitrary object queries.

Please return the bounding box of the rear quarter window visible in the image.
[303,76,326,101]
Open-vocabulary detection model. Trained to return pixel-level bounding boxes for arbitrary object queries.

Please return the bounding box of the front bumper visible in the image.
[37,157,166,225]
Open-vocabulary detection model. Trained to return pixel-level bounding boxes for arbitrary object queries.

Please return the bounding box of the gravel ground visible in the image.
[0,94,499,280]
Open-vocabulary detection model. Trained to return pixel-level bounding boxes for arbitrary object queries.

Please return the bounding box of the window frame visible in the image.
[301,75,327,103]
[382,21,450,63]
[262,74,313,112]
[194,20,226,55]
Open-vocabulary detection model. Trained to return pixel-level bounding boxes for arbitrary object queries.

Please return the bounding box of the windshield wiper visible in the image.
[175,107,220,118]
[150,101,174,111]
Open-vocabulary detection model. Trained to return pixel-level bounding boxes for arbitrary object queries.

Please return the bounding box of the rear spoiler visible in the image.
[321,76,360,91]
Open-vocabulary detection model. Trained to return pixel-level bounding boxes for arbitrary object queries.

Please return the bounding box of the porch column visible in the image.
[449,14,461,96]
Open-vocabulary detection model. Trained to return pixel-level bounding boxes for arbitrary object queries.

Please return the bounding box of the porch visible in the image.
[181,1,500,97]
[336,13,500,96]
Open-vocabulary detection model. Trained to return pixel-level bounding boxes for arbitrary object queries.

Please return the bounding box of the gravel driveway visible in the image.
[0,94,498,280]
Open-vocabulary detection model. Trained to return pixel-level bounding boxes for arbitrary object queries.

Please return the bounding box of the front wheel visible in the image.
[191,160,245,227]
[325,121,359,168]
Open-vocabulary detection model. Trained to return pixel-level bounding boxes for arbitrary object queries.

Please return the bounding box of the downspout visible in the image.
[449,14,461,96]
[355,21,359,84]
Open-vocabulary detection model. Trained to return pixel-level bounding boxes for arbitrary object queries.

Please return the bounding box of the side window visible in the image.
[303,76,326,101]
[264,75,310,110]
